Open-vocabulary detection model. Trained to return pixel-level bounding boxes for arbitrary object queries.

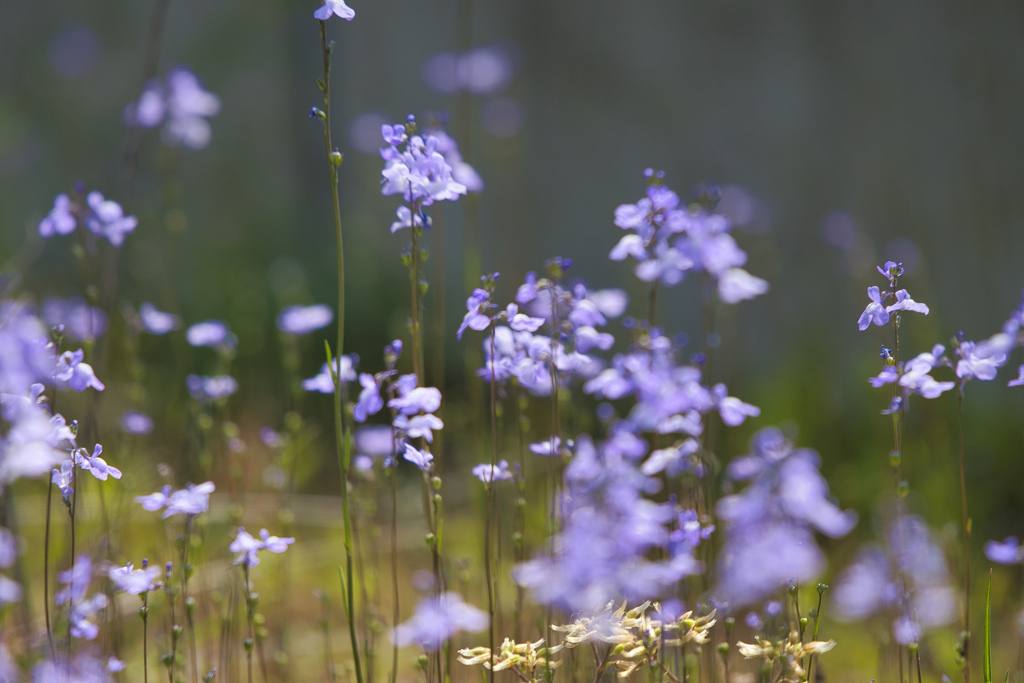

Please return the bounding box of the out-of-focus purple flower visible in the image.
[137,482,215,518]
[38,193,77,237]
[713,383,760,426]
[52,460,75,501]
[390,205,431,234]
[126,67,220,149]
[833,515,954,644]
[402,443,433,471]
[353,373,384,422]
[985,536,1024,565]
[52,349,105,392]
[107,656,125,673]
[1,400,75,491]
[186,374,237,401]
[393,413,444,442]
[471,459,513,484]
[857,286,890,331]
[0,528,15,569]
[56,555,93,605]
[314,0,355,21]
[42,297,108,342]
[457,288,493,340]
[230,527,294,568]
[718,268,770,304]
[33,653,113,682]
[422,126,484,193]
[528,437,562,456]
[0,576,21,608]
[421,45,516,95]
[956,340,1006,382]
[67,592,108,639]
[392,592,488,651]
[716,427,856,606]
[186,320,233,348]
[74,444,120,481]
[122,410,154,435]
[277,304,333,335]
[1009,366,1024,387]
[303,355,358,394]
[109,561,162,594]
[83,191,137,247]
[139,303,180,335]
[388,375,442,415]
[0,301,55,396]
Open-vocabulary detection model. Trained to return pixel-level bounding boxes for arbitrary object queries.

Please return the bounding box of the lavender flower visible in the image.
[186,320,233,348]
[387,374,442,415]
[303,355,358,394]
[314,0,355,21]
[0,527,15,568]
[402,443,433,471]
[2,401,75,490]
[136,481,215,518]
[716,427,856,607]
[985,536,1024,565]
[421,45,516,96]
[42,297,108,342]
[74,444,121,481]
[109,561,162,594]
[186,374,237,401]
[122,410,154,435]
[353,373,384,422]
[393,413,444,443]
[126,67,220,149]
[1009,365,1024,387]
[139,302,180,334]
[471,459,513,483]
[56,555,93,605]
[380,118,467,208]
[392,592,488,651]
[277,304,333,335]
[833,515,955,644]
[83,191,138,247]
[857,286,890,330]
[38,193,76,237]
[0,301,55,395]
[230,527,295,568]
[52,349,105,392]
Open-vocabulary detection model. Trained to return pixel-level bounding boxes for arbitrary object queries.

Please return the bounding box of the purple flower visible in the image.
[380,119,467,207]
[956,340,1006,382]
[388,374,442,415]
[137,481,215,518]
[52,460,75,501]
[38,193,77,237]
[53,349,105,392]
[42,297,108,342]
[1009,365,1024,387]
[314,0,355,21]
[56,555,93,605]
[122,410,154,435]
[126,67,221,149]
[869,365,899,388]
[389,205,430,234]
[0,527,16,569]
[186,374,237,401]
[392,592,487,651]
[718,267,770,304]
[84,191,138,247]
[0,301,54,396]
[230,527,294,568]
[504,303,544,333]
[985,536,1024,565]
[303,355,358,394]
[186,320,233,348]
[457,288,493,340]
[68,593,108,639]
[421,45,516,96]
[393,413,444,443]
[109,561,162,594]
[471,459,513,483]
[528,437,562,456]
[857,286,890,330]
[353,373,384,422]
[885,289,929,315]
[74,444,121,481]
[277,304,333,335]
[713,383,760,426]
[139,303,180,334]
[402,443,433,471]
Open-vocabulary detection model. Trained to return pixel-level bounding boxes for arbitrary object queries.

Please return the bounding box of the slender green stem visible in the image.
[244,566,255,683]
[959,388,971,683]
[484,328,498,683]
[143,592,150,683]
[181,516,199,683]
[43,480,56,660]
[318,20,361,683]
[410,226,424,385]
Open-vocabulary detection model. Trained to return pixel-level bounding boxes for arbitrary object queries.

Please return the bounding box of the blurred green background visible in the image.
[3,1,1024,680]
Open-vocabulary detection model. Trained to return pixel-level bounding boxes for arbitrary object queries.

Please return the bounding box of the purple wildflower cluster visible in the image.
[124,67,221,150]
[833,515,955,645]
[38,188,138,247]
[611,171,768,304]
[715,427,856,607]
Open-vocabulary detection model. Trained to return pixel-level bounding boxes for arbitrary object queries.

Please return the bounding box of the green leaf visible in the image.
[984,568,993,683]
